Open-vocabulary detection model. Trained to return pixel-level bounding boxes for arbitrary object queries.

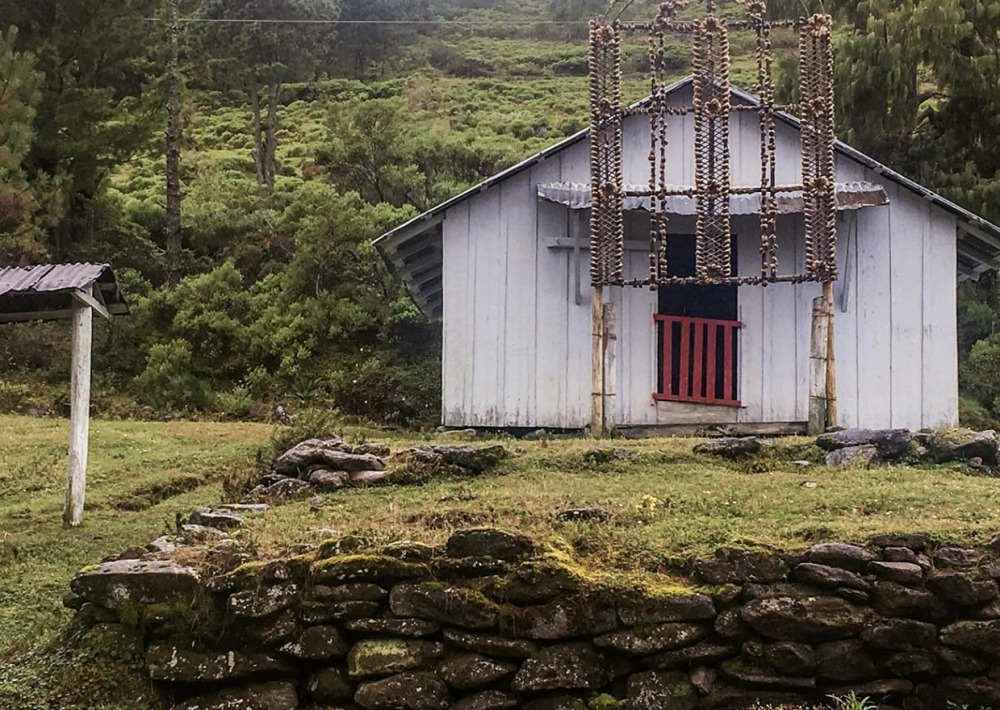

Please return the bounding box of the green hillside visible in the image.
[2,0,1000,424]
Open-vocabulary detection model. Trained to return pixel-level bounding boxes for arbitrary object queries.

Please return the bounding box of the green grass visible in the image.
[0,416,271,653]
[1,416,998,706]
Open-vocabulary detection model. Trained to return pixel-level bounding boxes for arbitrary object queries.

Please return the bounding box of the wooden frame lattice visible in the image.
[588,0,837,288]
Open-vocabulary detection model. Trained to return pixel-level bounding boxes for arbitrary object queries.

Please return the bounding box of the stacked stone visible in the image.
[66,528,1000,710]
[248,436,508,502]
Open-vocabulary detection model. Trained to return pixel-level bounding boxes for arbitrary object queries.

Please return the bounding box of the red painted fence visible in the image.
[654,315,741,406]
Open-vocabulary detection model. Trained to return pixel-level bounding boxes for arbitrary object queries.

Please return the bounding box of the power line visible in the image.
[141,18,592,25]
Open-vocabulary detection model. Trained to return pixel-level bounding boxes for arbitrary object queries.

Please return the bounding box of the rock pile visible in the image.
[694,427,1000,471]
[246,436,508,503]
[65,528,1000,710]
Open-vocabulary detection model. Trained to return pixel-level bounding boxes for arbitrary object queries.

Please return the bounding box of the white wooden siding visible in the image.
[441,82,959,430]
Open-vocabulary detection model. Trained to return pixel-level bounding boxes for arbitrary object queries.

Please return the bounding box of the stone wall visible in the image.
[66,528,1000,710]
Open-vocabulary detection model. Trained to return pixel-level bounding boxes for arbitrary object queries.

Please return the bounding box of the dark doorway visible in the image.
[655,235,741,405]
[657,234,737,320]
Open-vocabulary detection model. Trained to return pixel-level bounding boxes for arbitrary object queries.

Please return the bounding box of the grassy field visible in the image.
[3,416,1000,707]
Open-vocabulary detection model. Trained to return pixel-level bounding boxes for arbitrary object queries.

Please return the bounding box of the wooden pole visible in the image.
[63,302,93,528]
[591,286,606,438]
[823,280,838,429]
[808,295,831,436]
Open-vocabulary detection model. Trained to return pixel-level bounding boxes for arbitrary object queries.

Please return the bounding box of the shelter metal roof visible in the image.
[375,77,1000,319]
[0,263,130,323]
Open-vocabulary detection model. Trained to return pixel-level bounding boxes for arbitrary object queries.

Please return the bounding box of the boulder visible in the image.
[808,542,877,572]
[816,428,911,460]
[825,680,914,703]
[308,469,350,491]
[927,571,999,606]
[860,618,937,650]
[300,599,381,624]
[643,642,739,670]
[871,534,934,551]
[437,653,517,690]
[692,437,766,459]
[618,593,716,625]
[868,561,924,587]
[389,583,499,629]
[794,563,871,591]
[344,618,440,638]
[882,546,918,563]
[278,625,349,660]
[763,642,815,676]
[873,581,950,622]
[814,640,878,682]
[741,597,869,642]
[594,622,707,654]
[171,682,298,710]
[228,584,299,619]
[482,563,582,604]
[927,428,999,465]
[940,619,1000,655]
[626,670,699,710]
[146,644,291,683]
[937,647,990,674]
[516,599,618,639]
[445,528,533,561]
[452,690,519,710]
[718,659,816,690]
[305,668,353,702]
[442,629,539,658]
[255,477,312,502]
[188,507,244,529]
[351,470,388,486]
[70,560,200,609]
[347,639,446,678]
[511,642,622,691]
[311,555,426,584]
[825,445,879,469]
[934,546,982,568]
[354,673,450,710]
[274,437,376,475]
[312,582,388,602]
[713,609,747,640]
[694,549,788,584]
[522,695,588,710]
[879,649,938,676]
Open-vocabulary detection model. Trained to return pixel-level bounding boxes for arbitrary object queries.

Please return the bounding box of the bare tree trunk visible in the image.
[165,0,183,287]
[250,77,265,186]
[263,80,280,192]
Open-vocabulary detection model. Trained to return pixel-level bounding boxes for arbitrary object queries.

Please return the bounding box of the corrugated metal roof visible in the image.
[0,263,129,322]
[0,263,110,297]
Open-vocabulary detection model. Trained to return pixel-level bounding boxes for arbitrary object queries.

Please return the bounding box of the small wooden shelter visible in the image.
[0,263,129,526]
[375,78,1000,435]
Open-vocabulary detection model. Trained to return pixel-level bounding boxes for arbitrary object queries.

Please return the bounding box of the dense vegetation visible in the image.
[1,0,999,424]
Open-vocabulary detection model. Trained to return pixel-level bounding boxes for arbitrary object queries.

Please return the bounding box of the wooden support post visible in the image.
[63,301,93,528]
[591,286,606,438]
[823,280,838,429]
[808,295,832,436]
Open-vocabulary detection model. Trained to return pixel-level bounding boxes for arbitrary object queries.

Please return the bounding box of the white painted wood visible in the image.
[435,81,966,431]
[72,288,111,322]
[889,182,927,429]
[534,154,571,427]
[923,206,959,428]
[442,202,472,426]
[501,171,537,426]
[562,140,594,427]
[63,301,93,528]
[854,169,894,428]
[467,189,505,426]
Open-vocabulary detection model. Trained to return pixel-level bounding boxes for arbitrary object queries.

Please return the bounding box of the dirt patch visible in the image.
[108,476,206,511]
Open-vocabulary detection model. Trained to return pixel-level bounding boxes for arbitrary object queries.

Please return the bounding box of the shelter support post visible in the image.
[591,286,616,438]
[809,294,832,436]
[63,300,93,528]
[823,280,838,429]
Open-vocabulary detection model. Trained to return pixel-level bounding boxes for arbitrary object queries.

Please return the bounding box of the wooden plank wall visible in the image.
[442,82,959,430]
